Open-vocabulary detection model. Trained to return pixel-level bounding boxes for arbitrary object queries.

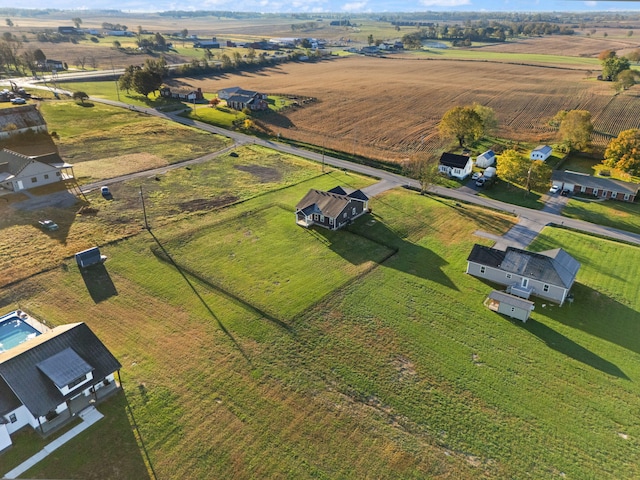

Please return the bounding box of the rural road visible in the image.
[15,84,640,248]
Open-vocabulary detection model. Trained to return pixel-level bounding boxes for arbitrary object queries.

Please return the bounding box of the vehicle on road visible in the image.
[10,97,26,104]
[38,219,58,231]
[549,184,560,194]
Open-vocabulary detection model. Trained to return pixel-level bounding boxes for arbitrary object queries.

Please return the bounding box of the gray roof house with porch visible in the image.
[0,149,73,192]
[296,186,369,230]
[0,322,120,451]
[466,244,580,306]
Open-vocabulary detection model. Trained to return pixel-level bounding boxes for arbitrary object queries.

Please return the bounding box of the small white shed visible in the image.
[475,150,496,168]
[530,145,552,162]
[485,290,534,322]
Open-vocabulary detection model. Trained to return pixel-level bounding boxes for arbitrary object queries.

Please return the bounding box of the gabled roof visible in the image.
[37,347,93,388]
[468,244,580,289]
[488,290,534,310]
[296,187,368,219]
[477,150,495,161]
[0,105,46,130]
[0,149,68,177]
[532,145,552,155]
[439,152,471,168]
[552,171,640,196]
[0,323,121,417]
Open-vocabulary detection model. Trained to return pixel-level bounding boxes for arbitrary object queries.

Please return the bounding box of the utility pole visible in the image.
[322,138,325,172]
[140,186,150,230]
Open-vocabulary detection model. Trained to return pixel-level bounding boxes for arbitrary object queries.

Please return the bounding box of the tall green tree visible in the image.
[404,154,439,194]
[614,69,639,91]
[439,106,484,147]
[497,149,551,192]
[601,55,630,80]
[472,103,497,135]
[558,110,593,151]
[604,129,640,175]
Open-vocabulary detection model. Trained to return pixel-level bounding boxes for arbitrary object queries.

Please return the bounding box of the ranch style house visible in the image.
[0,319,121,451]
[159,86,204,102]
[466,244,581,306]
[0,149,73,192]
[438,152,473,180]
[552,170,639,203]
[296,186,369,230]
[217,87,268,111]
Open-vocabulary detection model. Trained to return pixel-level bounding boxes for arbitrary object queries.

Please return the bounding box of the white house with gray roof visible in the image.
[530,145,553,161]
[0,319,120,451]
[0,149,73,192]
[466,244,580,306]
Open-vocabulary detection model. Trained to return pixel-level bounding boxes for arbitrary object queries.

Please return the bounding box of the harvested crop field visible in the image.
[190,55,640,161]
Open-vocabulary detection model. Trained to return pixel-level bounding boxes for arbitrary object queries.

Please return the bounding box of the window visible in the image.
[343,212,347,218]
[320,215,324,222]
[56,172,61,177]
[506,273,512,279]
[511,307,515,312]
[31,177,37,183]
[480,266,486,274]
[67,375,88,390]
[543,284,549,292]
[329,218,334,224]
[44,174,49,179]
[313,214,319,221]
[624,194,630,201]
[9,413,16,423]
[352,207,356,215]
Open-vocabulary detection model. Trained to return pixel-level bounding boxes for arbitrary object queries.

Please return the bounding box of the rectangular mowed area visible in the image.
[155,205,395,320]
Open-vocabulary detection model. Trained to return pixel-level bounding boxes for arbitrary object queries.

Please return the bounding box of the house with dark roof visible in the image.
[530,145,553,161]
[295,186,369,230]
[552,170,639,203]
[0,149,73,192]
[466,244,580,306]
[0,317,121,451]
[159,86,204,102]
[438,152,473,180]
[0,105,47,139]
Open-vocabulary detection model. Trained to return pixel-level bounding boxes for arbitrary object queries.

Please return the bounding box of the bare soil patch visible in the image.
[234,164,282,183]
[179,195,239,212]
[73,153,169,184]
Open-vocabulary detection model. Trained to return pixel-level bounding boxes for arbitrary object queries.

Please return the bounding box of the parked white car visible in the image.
[549,184,560,194]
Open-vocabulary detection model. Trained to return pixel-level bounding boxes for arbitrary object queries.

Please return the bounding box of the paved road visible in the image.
[32,92,640,247]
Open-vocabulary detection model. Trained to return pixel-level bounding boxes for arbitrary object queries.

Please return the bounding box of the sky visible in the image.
[11,0,640,13]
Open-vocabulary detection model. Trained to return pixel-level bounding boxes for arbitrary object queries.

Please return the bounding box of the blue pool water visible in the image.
[0,316,41,353]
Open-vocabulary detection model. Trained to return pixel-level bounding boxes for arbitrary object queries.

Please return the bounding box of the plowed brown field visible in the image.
[186,55,640,161]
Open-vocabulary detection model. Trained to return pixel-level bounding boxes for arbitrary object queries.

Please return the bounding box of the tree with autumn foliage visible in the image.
[438,105,484,147]
[604,129,640,175]
[497,149,552,192]
[558,110,593,151]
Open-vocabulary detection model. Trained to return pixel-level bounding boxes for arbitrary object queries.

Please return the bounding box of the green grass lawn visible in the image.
[562,197,640,235]
[477,178,546,209]
[3,153,640,479]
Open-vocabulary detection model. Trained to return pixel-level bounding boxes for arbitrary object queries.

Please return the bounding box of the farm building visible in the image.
[159,86,204,102]
[0,105,47,139]
[218,88,268,111]
[466,244,580,306]
[296,186,369,230]
[475,149,496,168]
[530,145,553,161]
[75,247,107,269]
[194,37,220,48]
[551,171,639,203]
[0,314,121,451]
[0,149,73,192]
[485,290,535,322]
[438,153,473,180]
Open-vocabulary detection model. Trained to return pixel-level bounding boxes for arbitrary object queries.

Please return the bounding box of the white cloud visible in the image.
[584,1,598,6]
[419,0,471,6]
[341,1,368,12]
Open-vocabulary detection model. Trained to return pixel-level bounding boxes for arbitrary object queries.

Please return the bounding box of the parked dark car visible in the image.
[101,186,113,199]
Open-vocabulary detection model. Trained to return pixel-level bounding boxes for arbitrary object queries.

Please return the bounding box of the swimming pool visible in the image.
[0,314,41,353]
